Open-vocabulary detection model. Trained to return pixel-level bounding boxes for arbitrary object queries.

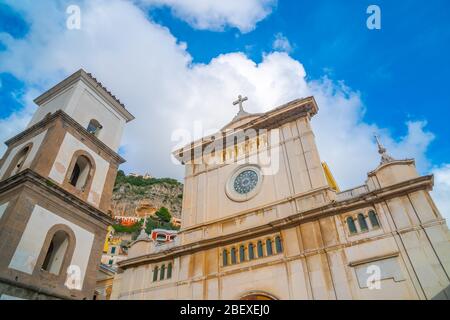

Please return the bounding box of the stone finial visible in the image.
[375,135,395,164]
[232,94,250,121]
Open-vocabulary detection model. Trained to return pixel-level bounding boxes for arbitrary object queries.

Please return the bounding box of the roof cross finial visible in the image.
[233,95,248,113]
[374,134,395,164]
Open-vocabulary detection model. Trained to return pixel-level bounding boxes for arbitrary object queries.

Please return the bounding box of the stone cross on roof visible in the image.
[232,95,250,121]
[233,95,248,113]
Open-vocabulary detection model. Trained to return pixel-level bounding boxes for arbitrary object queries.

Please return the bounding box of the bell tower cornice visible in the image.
[4,110,126,165]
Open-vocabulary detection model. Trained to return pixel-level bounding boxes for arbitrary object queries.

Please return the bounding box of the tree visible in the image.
[156,207,171,223]
[145,218,158,234]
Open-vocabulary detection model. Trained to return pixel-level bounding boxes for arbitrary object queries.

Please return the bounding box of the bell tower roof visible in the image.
[34,69,135,123]
[28,69,135,152]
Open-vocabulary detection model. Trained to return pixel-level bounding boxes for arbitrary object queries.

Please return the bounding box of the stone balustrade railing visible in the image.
[336,185,369,202]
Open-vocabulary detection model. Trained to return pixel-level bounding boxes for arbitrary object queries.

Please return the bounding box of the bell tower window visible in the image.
[69,155,92,190]
[6,145,31,178]
[86,119,103,136]
[41,230,70,275]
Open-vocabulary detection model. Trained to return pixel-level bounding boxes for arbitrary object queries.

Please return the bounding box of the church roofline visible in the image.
[33,69,135,123]
[220,112,264,131]
[367,159,416,176]
[173,96,318,163]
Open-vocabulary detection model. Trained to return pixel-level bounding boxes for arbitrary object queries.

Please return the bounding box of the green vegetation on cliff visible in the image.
[112,170,183,218]
[114,170,180,188]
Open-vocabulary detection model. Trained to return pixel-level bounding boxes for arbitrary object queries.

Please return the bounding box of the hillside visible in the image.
[111,170,183,219]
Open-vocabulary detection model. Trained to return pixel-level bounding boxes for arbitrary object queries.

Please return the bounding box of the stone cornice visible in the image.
[181,186,332,233]
[4,110,126,164]
[117,174,434,270]
[0,275,74,300]
[34,69,135,123]
[0,169,114,226]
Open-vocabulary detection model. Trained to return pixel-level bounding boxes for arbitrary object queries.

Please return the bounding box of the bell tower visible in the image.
[0,69,134,300]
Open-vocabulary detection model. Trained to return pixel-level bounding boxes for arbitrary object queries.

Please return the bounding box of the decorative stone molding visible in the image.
[0,169,113,225]
[117,175,434,270]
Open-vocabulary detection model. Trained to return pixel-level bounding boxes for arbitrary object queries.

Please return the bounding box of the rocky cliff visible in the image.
[111,171,183,218]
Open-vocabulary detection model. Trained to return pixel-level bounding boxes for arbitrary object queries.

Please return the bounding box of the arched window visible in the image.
[41,230,69,275]
[266,239,273,256]
[275,236,283,254]
[248,243,255,260]
[358,213,368,231]
[239,245,245,263]
[346,216,357,234]
[160,264,166,280]
[167,263,172,279]
[222,249,228,266]
[87,119,102,136]
[8,146,31,178]
[231,247,237,264]
[368,210,380,228]
[257,241,264,258]
[69,155,91,190]
[153,266,158,282]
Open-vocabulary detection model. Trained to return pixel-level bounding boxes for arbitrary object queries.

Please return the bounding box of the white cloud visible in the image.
[138,0,276,32]
[0,104,34,148]
[272,32,293,53]
[0,0,442,199]
[431,164,450,225]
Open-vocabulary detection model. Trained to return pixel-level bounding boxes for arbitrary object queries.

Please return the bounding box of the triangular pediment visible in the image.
[221,112,263,131]
[173,96,318,163]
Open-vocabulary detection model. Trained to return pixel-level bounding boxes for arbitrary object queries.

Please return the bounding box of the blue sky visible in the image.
[150,0,450,164]
[1,1,449,164]
[0,0,449,216]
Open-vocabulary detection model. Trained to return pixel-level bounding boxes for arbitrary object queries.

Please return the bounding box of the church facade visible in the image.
[0,70,134,300]
[112,96,450,300]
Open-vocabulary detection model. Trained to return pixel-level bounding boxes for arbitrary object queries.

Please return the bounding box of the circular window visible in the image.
[234,170,259,194]
[226,165,263,202]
